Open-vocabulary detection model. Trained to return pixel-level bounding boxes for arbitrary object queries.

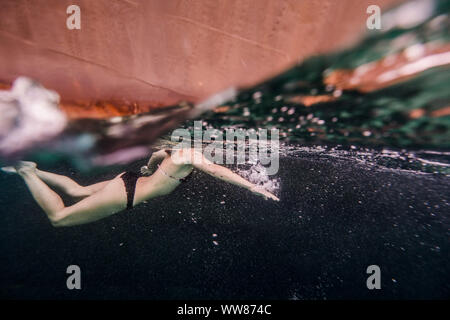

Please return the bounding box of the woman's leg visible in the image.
[36,169,109,199]
[17,166,65,218]
[3,161,110,199]
[17,165,127,227]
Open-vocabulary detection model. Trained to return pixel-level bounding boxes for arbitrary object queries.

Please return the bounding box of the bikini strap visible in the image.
[157,164,185,182]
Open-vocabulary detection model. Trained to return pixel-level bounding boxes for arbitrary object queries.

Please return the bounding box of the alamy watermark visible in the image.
[66,265,81,290]
[169,121,280,175]
[366,5,382,30]
[366,265,381,289]
[65,5,381,33]
[66,5,81,30]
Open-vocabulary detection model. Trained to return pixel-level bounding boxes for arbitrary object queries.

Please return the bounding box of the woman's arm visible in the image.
[186,149,279,201]
[140,149,169,175]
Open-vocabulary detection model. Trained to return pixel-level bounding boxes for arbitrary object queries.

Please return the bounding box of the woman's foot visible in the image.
[3,161,37,175]
[0,166,17,174]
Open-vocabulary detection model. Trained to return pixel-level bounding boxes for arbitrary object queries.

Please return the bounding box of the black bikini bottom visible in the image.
[120,171,140,210]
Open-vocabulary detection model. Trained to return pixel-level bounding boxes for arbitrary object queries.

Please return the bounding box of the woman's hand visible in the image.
[250,185,280,201]
[140,165,153,176]
[142,149,168,176]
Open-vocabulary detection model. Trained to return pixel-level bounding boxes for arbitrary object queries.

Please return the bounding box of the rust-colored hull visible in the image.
[0,0,402,118]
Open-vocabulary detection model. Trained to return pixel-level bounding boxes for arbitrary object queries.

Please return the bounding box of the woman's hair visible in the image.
[151,136,176,151]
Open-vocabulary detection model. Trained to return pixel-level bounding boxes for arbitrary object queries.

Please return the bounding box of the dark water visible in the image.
[1,149,448,299]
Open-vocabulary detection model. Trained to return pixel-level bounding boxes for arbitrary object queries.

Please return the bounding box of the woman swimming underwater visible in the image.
[2,148,279,227]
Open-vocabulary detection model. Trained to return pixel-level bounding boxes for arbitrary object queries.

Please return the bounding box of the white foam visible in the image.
[237,162,280,194]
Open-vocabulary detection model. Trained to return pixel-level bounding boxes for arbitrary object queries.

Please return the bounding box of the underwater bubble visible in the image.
[253,91,262,100]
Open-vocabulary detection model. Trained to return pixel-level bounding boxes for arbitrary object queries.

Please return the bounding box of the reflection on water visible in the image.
[282,145,450,175]
[164,0,450,179]
[195,4,450,152]
[1,0,449,169]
